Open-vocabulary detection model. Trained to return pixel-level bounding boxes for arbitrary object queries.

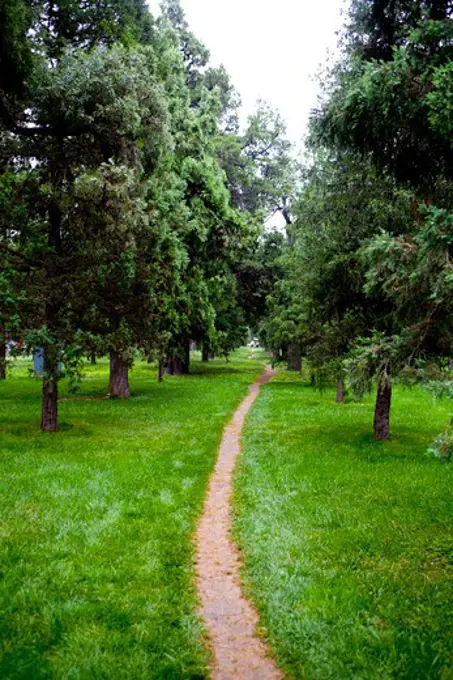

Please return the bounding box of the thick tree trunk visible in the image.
[336,379,344,403]
[202,345,209,363]
[109,351,129,398]
[41,346,58,432]
[165,339,190,376]
[374,365,392,441]
[287,344,302,372]
[165,356,187,375]
[0,336,6,380]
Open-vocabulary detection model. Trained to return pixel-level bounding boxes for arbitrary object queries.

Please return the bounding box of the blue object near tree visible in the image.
[33,348,45,375]
[33,348,63,376]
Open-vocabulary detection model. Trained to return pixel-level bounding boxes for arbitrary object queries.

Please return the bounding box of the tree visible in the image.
[0,0,166,425]
[296,0,453,438]
[265,147,415,434]
[347,0,452,61]
[153,4,259,373]
[235,229,285,335]
[0,39,171,427]
[159,0,209,94]
[316,5,453,193]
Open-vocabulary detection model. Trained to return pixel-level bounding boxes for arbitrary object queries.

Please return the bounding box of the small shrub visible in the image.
[428,427,453,462]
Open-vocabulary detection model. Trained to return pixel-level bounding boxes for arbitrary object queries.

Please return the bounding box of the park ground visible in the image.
[0,349,266,679]
[235,370,453,679]
[1,351,452,678]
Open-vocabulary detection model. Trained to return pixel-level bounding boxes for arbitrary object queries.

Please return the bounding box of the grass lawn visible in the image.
[0,348,265,680]
[235,371,453,679]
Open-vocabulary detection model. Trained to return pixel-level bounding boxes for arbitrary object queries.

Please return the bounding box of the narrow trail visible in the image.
[195,366,282,680]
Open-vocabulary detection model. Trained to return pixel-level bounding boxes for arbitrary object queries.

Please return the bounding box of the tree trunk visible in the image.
[287,344,302,372]
[164,356,184,375]
[41,346,58,432]
[183,338,190,375]
[164,357,174,376]
[158,360,164,383]
[164,340,190,376]
[202,345,209,363]
[374,365,392,441]
[336,379,344,403]
[90,352,96,365]
[42,177,63,431]
[109,351,129,398]
[0,336,6,380]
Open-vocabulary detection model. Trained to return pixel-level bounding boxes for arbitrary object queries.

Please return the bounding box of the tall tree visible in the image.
[0,40,170,427]
[316,2,453,193]
[265,149,415,436]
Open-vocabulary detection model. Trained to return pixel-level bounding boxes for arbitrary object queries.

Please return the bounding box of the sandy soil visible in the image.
[195,367,282,680]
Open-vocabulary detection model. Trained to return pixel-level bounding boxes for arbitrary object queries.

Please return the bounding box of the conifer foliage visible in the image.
[0,0,289,429]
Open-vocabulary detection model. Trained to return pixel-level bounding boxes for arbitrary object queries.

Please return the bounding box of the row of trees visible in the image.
[264,0,453,441]
[0,0,290,431]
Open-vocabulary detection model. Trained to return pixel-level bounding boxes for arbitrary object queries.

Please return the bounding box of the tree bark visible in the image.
[158,360,164,383]
[287,344,302,372]
[183,338,190,374]
[109,351,129,398]
[90,352,96,365]
[165,356,185,375]
[164,357,174,376]
[42,163,63,431]
[202,345,209,363]
[164,339,191,376]
[0,336,6,379]
[41,346,58,432]
[374,365,392,441]
[336,379,344,403]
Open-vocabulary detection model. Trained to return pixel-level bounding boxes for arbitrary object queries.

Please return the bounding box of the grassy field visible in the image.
[235,371,453,679]
[0,349,265,680]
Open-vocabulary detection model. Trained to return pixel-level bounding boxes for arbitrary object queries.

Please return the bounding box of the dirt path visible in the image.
[195,367,282,680]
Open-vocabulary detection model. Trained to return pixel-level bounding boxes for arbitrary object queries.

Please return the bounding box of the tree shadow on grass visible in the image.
[266,379,318,390]
[0,421,96,440]
[313,424,430,464]
[189,365,260,377]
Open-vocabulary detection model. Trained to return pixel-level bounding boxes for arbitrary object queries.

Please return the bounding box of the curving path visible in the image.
[195,367,282,680]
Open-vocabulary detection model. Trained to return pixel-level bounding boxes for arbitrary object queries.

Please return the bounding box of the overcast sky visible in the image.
[151,0,346,146]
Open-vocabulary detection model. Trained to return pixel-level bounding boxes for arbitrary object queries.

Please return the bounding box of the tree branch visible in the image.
[0,91,90,138]
[0,242,38,268]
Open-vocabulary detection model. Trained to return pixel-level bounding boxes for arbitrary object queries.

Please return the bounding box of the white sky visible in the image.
[151,0,346,146]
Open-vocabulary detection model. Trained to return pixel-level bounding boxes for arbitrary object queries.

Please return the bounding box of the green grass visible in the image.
[0,348,266,680]
[235,371,453,679]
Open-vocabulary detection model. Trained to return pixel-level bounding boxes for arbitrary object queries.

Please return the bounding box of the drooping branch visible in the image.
[0,91,90,139]
[0,242,38,268]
